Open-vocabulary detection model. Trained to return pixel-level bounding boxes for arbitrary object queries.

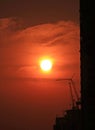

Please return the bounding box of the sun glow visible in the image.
[40,59,53,72]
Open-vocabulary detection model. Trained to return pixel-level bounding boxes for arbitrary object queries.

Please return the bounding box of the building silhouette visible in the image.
[80,0,95,129]
[53,0,95,129]
[53,101,81,130]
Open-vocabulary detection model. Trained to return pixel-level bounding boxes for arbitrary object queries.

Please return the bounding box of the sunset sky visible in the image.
[0,0,80,130]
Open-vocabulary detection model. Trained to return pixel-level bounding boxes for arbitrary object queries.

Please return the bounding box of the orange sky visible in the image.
[0,17,80,130]
[0,18,80,79]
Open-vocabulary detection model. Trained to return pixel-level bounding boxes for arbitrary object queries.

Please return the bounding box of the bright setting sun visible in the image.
[40,59,53,72]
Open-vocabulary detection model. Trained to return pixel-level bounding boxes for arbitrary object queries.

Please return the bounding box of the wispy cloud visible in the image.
[0,18,80,78]
[0,18,79,47]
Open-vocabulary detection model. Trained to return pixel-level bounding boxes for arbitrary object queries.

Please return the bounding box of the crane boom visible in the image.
[56,78,81,109]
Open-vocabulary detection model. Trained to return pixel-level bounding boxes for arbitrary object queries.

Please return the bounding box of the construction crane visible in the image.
[30,77,81,109]
[56,78,81,109]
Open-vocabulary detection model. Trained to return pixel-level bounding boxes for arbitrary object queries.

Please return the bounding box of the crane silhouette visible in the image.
[30,76,81,109]
[56,78,81,109]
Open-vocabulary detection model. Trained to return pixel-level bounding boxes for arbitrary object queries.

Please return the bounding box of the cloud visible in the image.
[0,17,23,30]
[0,18,80,78]
[0,17,23,48]
[0,18,79,47]
[14,21,79,47]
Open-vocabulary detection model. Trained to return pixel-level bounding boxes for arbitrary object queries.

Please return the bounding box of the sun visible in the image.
[40,59,53,72]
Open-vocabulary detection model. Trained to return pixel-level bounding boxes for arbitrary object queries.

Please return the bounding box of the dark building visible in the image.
[54,0,95,129]
[80,0,95,129]
[53,106,81,130]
